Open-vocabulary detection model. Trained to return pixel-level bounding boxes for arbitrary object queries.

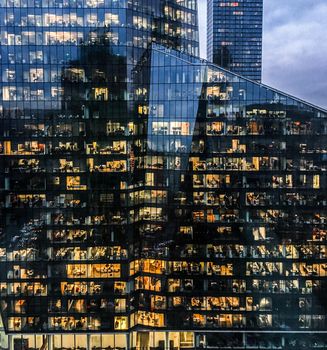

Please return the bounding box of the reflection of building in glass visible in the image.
[0,1,327,350]
[207,0,263,81]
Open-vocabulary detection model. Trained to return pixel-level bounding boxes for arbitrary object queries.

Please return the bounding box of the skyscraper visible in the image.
[1,1,327,350]
[0,0,199,348]
[207,0,263,81]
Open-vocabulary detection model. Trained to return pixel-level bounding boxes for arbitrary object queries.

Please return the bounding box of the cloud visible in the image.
[198,0,327,109]
[198,0,207,59]
[263,0,327,108]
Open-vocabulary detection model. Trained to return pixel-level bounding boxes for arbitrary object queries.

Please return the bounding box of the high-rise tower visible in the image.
[0,0,199,347]
[1,1,327,349]
[207,0,263,81]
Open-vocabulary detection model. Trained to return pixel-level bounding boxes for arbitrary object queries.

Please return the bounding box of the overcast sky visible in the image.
[198,0,327,109]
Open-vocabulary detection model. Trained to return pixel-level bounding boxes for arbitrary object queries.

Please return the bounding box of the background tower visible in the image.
[207,0,263,81]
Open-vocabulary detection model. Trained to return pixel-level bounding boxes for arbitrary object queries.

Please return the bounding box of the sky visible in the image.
[198,0,327,109]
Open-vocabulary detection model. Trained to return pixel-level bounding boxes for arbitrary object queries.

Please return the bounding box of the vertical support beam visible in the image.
[242,332,246,348]
[47,334,53,350]
[165,331,169,350]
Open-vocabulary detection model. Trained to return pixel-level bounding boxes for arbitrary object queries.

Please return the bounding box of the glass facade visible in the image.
[207,0,263,81]
[0,1,327,350]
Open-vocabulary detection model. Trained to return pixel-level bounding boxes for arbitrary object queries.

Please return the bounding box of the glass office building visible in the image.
[207,0,263,81]
[1,1,327,349]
